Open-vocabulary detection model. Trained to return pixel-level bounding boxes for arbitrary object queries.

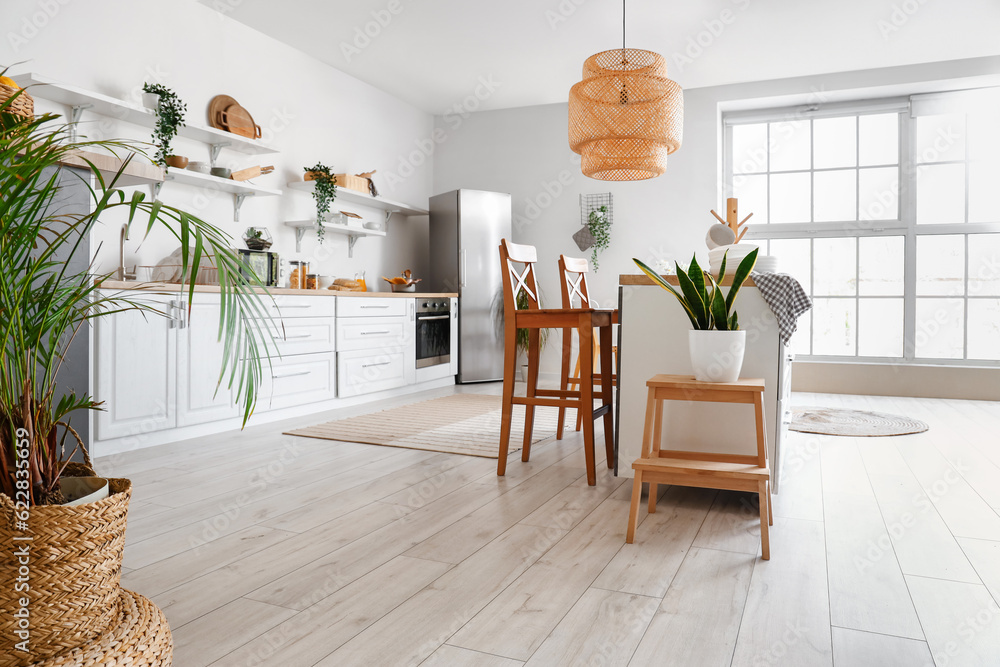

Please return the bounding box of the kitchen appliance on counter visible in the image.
[416,300,452,369]
[237,248,279,287]
[428,189,512,383]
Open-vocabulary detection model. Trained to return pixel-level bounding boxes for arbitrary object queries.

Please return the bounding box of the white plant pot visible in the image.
[689,330,746,383]
[60,476,110,506]
[520,364,529,382]
[141,92,160,110]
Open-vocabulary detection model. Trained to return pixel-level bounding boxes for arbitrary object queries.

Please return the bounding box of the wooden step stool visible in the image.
[625,374,774,559]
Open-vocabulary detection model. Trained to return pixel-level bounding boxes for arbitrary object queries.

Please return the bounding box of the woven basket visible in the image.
[30,589,172,666]
[0,465,131,666]
[0,83,34,118]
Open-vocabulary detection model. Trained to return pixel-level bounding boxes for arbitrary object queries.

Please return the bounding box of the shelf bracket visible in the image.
[233,193,250,222]
[69,104,93,142]
[293,226,307,253]
[208,142,230,167]
[347,234,359,258]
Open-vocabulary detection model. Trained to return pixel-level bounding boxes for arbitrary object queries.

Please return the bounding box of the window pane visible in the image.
[789,313,811,356]
[814,117,857,169]
[858,113,899,166]
[734,173,768,224]
[915,298,964,359]
[770,172,811,223]
[768,238,811,291]
[814,169,857,222]
[813,237,856,296]
[859,167,899,221]
[916,163,965,224]
[859,236,904,296]
[968,234,1000,296]
[859,298,903,357]
[813,298,856,356]
[915,113,965,163]
[769,120,810,172]
[967,110,1000,162]
[969,159,1000,223]
[733,123,768,174]
[968,299,1000,360]
[917,235,964,296]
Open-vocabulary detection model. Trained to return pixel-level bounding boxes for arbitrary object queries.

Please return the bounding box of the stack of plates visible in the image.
[755,255,779,273]
[708,244,759,276]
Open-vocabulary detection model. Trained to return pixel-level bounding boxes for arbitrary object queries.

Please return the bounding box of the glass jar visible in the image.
[289,260,309,289]
[306,273,319,290]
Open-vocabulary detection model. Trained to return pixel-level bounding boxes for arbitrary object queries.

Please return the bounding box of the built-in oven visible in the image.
[415,300,451,368]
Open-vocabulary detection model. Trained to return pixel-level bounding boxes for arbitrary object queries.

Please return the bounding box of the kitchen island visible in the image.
[617,275,791,489]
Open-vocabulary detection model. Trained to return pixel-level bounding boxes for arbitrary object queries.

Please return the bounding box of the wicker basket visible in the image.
[0,465,131,666]
[0,83,33,118]
[30,589,172,666]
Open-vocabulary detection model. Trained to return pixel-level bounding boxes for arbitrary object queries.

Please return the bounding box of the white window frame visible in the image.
[722,95,1000,367]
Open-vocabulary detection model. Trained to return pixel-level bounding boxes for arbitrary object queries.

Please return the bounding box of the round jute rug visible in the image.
[790,407,929,437]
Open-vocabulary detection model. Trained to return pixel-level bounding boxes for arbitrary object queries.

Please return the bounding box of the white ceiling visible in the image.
[203,0,1000,113]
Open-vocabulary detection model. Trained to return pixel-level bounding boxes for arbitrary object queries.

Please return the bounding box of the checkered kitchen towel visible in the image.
[750,272,812,345]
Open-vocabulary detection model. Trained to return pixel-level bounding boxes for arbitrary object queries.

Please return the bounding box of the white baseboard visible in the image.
[792,361,1000,401]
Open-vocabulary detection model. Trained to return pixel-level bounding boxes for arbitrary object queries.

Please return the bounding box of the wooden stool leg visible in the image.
[579,321,596,485]
[497,325,517,477]
[599,324,614,469]
[573,349,583,432]
[767,479,773,526]
[521,329,540,462]
[647,481,658,514]
[557,327,572,440]
[759,479,770,560]
[626,471,643,544]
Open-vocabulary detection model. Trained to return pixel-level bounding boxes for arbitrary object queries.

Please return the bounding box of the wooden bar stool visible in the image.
[626,374,773,559]
[555,255,618,439]
[498,240,615,486]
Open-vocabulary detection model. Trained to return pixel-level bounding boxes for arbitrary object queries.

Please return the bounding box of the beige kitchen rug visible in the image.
[285,393,568,458]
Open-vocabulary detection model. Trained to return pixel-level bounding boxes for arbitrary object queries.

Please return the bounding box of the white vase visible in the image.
[141,92,160,110]
[689,330,746,383]
[60,476,110,506]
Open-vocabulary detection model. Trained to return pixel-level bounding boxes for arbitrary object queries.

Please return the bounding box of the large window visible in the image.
[724,89,1000,365]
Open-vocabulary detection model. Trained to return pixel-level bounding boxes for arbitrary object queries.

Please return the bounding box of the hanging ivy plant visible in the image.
[142,83,186,166]
[587,205,611,270]
[304,163,338,243]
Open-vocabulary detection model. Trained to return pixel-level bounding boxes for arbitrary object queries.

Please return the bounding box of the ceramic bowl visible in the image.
[210,167,232,179]
[165,155,189,169]
[187,161,210,174]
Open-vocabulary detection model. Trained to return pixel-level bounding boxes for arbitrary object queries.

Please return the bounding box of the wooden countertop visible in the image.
[620,274,756,287]
[97,281,457,298]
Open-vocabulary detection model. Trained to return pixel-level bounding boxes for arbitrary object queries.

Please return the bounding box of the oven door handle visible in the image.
[417,315,451,321]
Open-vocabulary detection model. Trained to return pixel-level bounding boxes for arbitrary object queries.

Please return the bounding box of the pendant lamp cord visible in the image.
[622,0,626,63]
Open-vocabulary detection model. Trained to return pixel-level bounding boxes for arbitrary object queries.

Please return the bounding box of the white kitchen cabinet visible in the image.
[337,297,407,318]
[336,316,409,352]
[336,297,415,397]
[176,296,241,427]
[260,352,337,411]
[337,348,410,397]
[450,297,459,375]
[95,293,177,440]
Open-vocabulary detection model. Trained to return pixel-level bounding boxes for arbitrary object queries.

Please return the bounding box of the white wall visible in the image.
[1,0,434,283]
[432,55,1000,377]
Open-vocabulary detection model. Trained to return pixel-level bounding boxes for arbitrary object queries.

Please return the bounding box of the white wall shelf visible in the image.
[284,220,386,256]
[286,180,428,223]
[162,168,281,221]
[17,72,280,159]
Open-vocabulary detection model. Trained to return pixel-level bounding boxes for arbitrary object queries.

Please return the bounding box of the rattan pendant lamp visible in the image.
[569,0,683,180]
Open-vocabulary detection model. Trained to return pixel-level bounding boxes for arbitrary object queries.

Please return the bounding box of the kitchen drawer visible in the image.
[268,319,335,356]
[337,348,408,397]
[336,316,408,352]
[254,294,337,319]
[259,352,336,411]
[336,297,408,318]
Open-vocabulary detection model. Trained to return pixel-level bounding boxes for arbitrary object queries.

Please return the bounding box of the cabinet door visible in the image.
[337,348,409,397]
[176,296,241,427]
[450,298,459,375]
[259,352,337,411]
[95,293,176,440]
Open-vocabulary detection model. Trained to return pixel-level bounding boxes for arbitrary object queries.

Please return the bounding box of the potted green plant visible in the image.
[587,205,610,270]
[142,82,187,168]
[243,226,272,251]
[0,90,273,662]
[634,248,758,382]
[303,162,338,244]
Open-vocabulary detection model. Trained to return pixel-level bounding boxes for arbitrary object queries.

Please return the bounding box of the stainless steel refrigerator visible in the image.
[428,189,512,383]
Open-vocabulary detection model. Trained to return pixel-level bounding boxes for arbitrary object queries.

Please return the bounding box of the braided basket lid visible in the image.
[569,49,683,181]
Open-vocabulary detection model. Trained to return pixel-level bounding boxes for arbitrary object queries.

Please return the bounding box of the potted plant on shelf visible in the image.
[587,205,611,270]
[634,248,758,383]
[243,226,273,250]
[303,162,338,244]
[0,88,273,664]
[142,82,187,168]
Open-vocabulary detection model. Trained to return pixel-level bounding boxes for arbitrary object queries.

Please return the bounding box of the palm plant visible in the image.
[633,248,758,330]
[0,87,274,505]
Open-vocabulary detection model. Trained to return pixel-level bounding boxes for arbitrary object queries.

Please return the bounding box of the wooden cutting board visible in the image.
[222,103,261,139]
[208,95,238,131]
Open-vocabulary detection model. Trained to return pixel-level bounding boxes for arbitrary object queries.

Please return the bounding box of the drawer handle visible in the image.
[272,370,312,379]
[417,315,450,321]
[284,333,313,340]
[360,305,390,309]
[362,361,391,368]
[279,304,312,309]
[360,330,391,335]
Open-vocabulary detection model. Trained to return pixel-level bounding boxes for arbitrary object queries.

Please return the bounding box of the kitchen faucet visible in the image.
[118,223,135,281]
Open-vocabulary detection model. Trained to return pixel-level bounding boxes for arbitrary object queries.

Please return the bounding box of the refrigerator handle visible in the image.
[459,248,467,288]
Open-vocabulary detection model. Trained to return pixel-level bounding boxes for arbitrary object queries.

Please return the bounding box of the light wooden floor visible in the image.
[99,386,1000,667]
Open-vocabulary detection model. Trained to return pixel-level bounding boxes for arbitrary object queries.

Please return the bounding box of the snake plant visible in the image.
[633,248,758,331]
